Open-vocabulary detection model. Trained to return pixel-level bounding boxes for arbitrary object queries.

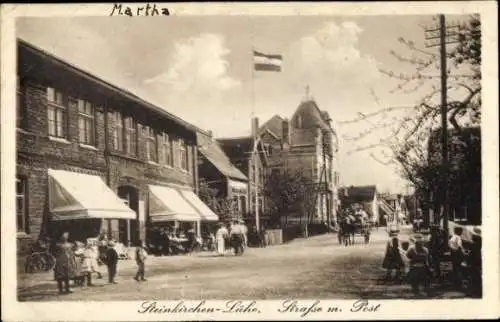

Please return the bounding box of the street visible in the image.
[18,228,466,301]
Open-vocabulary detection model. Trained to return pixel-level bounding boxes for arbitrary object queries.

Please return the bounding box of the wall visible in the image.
[16,51,197,253]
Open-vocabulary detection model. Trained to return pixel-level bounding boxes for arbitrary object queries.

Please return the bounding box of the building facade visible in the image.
[196,131,249,222]
[16,39,216,254]
[258,100,340,225]
[217,118,269,227]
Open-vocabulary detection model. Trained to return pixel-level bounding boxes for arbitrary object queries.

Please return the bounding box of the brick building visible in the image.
[196,131,249,222]
[16,39,217,254]
[258,99,340,225]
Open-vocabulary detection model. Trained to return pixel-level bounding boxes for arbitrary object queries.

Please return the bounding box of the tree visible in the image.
[264,168,316,227]
[342,15,481,222]
[198,179,237,223]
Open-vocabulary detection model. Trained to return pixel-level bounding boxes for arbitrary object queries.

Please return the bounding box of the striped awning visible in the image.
[148,185,201,222]
[48,169,135,221]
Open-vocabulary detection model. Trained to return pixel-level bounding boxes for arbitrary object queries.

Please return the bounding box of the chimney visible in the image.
[251,117,259,139]
[282,118,291,146]
[207,130,213,138]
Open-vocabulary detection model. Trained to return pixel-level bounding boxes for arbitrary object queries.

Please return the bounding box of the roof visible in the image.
[196,132,248,181]
[217,137,254,160]
[340,185,377,204]
[217,136,269,165]
[18,38,208,136]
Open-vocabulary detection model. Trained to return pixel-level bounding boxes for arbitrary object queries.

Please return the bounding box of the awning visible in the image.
[48,169,136,221]
[148,185,201,222]
[179,190,219,221]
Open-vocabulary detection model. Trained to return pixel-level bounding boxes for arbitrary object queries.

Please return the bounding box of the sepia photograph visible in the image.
[1,2,499,321]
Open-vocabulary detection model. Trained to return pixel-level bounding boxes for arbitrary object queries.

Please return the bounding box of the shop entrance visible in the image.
[117,186,139,246]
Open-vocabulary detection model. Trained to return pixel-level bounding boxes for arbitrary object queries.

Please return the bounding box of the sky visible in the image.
[16,15,470,194]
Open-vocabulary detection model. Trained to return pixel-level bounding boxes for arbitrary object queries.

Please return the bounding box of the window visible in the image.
[16,177,28,233]
[145,126,158,162]
[47,87,67,138]
[240,195,247,215]
[17,76,26,128]
[78,99,95,145]
[297,115,303,128]
[124,117,138,156]
[178,139,188,171]
[161,133,173,167]
[112,111,124,151]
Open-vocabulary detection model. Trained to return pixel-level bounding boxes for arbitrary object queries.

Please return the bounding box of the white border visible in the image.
[1,2,499,321]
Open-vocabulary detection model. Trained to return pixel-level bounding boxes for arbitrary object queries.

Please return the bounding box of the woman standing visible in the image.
[53,232,77,294]
[406,234,431,295]
[215,223,228,256]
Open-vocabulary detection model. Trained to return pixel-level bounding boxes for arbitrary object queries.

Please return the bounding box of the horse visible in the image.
[340,218,354,246]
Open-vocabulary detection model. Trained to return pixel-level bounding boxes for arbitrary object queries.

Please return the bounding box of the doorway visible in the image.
[117,186,139,246]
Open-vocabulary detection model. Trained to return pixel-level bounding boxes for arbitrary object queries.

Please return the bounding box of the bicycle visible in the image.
[24,240,56,273]
[25,250,55,273]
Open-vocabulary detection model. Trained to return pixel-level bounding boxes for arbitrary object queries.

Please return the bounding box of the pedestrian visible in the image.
[134,240,148,282]
[81,239,102,286]
[229,220,245,256]
[105,240,119,284]
[406,233,431,295]
[215,222,229,256]
[469,227,482,297]
[428,225,446,282]
[382,228,404,282]
[53,232,77,294]
[73,241,86,286]
[449,226,465,287]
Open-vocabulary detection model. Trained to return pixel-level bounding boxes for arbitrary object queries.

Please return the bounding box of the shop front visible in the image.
[147,184,218,236]
[47,169,136,243]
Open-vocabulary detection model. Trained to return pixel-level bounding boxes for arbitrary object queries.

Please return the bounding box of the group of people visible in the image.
[382,225,482,296]
[52,232,149,295]
[214,220,248,256]
[148,227,201,256]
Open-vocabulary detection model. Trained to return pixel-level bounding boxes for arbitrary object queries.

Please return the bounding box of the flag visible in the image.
[253,50,282,72]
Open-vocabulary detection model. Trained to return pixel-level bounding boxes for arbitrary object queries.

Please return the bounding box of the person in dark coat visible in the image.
[382,229,404,282]
[105,240,119,284]
[469,227,482,297]
[53,232,77,294]
[428,225,446,282]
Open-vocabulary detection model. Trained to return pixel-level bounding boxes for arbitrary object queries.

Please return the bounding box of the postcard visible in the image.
[1,2,498,321]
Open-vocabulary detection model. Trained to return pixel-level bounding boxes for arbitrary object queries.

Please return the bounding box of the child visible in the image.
[81,240,102,286]
[449,226,465,286]
[382,228,404,282]
[134,240,148,282]
[105,240,119,284]
[406,234,431,295]
[72,241,86,286]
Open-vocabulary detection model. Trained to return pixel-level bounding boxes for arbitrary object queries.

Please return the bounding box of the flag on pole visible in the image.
[253,50,283,72]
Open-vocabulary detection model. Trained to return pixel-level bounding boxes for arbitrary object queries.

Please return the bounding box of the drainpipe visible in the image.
[103,101,111,236]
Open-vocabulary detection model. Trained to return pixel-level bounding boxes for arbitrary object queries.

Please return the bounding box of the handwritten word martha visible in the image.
[278,300,324,317]
[350,299,381,312]
[110,3,170,17]
[138,301,214,314]
[222,300,261,313]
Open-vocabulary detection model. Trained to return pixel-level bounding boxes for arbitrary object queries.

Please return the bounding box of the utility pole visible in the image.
[425,14,460,236]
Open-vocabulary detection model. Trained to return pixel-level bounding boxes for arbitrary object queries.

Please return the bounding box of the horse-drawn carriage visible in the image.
[338,212,371,246]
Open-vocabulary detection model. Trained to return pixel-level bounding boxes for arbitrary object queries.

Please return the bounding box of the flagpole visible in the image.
[250,22,260,233]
